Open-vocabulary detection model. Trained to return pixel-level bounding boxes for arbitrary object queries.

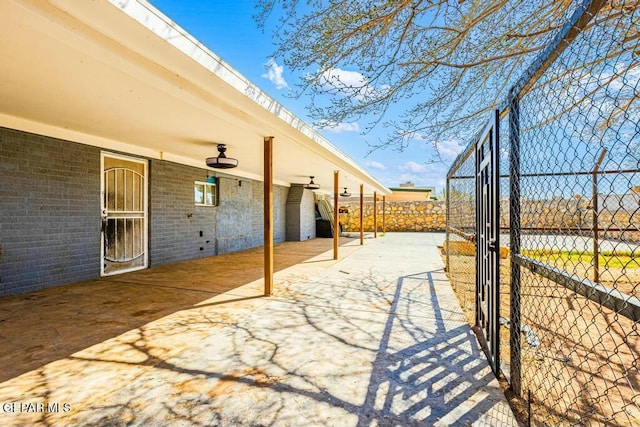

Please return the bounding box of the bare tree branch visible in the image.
[255,0,639,156]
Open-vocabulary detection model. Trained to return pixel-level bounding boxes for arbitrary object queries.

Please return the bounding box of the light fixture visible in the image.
[340,187,351,197]
[206,144,238,169]
[303,176,320,190]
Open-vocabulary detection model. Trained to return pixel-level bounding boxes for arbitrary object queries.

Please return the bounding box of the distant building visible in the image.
[387,182,435,201]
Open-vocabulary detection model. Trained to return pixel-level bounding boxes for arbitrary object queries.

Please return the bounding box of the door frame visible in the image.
[100,151,149,276]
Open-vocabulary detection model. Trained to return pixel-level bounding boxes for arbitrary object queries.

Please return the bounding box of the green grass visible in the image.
[522,249,640,269]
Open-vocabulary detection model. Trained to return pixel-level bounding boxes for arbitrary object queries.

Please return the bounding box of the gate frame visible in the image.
[446,0,618,406]
[475,109,501,375]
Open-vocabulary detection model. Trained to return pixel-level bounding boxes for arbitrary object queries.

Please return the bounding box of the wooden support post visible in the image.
[382,195,386,234]
[359,184,364,245]
[373,191,378,238]
[333,171,339,259]
[264,136,274,296]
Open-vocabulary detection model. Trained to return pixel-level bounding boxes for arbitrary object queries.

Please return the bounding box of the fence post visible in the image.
[373,192,378,238]
[475,136,481,330]
[592,148,607,283]
[509,94,522,397]
[446,176,451,272]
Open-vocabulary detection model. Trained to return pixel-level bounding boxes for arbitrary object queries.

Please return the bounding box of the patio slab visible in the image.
[0,233,518,426]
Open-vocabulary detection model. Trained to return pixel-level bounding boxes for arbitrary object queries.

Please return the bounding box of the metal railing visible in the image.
[445,0,640,425]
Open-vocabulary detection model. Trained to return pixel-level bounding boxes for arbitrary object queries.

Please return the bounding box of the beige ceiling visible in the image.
[0,0,389,195]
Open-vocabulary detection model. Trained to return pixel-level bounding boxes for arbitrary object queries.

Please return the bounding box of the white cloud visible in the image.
[261,58,288,89]
[437,140,466,160]
[376,160,449,193]
[406,132,429,141]
[399,161,427,173]
[317,68,385,101]
[365,161,387,170]
[397,173,421,183]
[316,120,360,133]
[405,133,465,160]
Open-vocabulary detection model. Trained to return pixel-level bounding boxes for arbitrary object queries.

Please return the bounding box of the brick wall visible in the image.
[1,127,289,296]
[149,160,218,264]
[149,162,290,262]
[0,127,101,296]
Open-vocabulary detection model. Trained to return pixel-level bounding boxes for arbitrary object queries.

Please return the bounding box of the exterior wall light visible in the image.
[206,144,238,169]
[303,176,320,190]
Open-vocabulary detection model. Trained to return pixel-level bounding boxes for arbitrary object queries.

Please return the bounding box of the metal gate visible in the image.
[101,153,148,276]
[475,110,500,373]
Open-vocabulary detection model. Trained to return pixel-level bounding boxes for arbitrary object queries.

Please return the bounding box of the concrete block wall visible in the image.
[248,180,288,248]
[275,186,288,243]
[150,163,289,260]
[0,127,290,296]
[285,184,316,241]
[299,188,316,240]
[215,178,287,253]
[250,180,264,248]
[215,177,254,254]
[149,161,217,265]
[0,127,101,296]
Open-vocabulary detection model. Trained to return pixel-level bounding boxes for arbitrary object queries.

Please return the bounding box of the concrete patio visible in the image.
[0,233,517,426]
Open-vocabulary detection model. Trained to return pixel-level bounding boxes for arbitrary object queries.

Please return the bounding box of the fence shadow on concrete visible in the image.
[356,271,510,426]
[0,240,513,426]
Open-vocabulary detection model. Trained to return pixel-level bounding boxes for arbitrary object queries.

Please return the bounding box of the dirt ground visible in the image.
[443,250,640,427]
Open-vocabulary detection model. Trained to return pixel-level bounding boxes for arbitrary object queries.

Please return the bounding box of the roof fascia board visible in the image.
[34,0,389,193]
[103,0,389,193]
[0,112,290,186]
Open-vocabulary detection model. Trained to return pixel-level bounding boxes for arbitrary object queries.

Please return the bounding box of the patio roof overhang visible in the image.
[0,0,390,195]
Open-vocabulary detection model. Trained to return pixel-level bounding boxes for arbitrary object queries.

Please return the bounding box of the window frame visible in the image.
[194,181,218,207]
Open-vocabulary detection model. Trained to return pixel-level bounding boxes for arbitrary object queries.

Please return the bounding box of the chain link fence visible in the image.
[446,1,639,425]
[446,145,477,326]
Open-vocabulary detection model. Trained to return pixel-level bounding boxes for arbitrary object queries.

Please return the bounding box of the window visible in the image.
[195,181,218,206]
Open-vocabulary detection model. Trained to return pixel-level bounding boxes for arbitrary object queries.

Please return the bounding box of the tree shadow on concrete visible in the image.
[0,253,514,426]
[0,237,355,383]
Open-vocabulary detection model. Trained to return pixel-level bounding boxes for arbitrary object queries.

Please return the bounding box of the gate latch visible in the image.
[488,239,497,251]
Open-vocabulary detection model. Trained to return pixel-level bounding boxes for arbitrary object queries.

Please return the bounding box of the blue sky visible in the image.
[148,0,465,194]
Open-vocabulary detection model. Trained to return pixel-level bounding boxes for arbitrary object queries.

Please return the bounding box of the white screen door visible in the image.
[101,153,148,276]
